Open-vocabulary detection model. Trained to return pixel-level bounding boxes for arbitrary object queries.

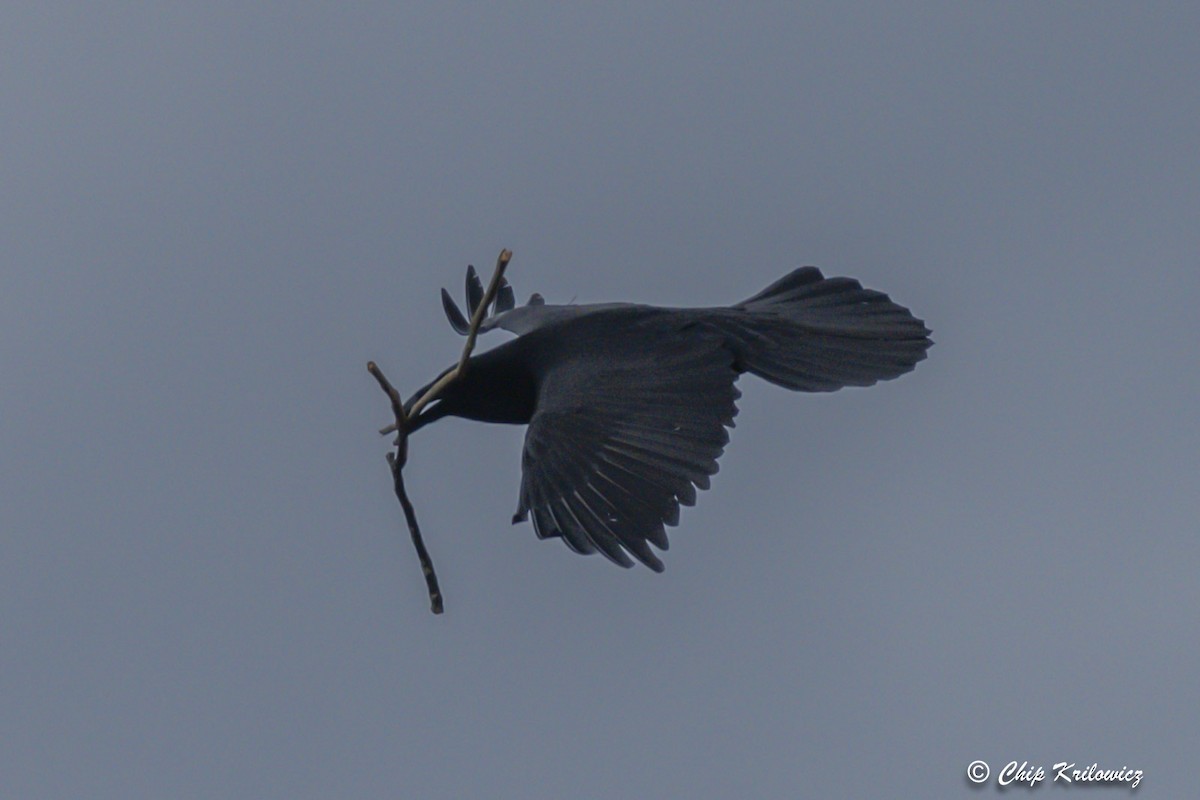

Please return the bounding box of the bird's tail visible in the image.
[720,267,932,392]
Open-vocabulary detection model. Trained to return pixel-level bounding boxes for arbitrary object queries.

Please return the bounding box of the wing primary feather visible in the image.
[604,435,718,485]
[561,494,635,568]
[441,288,470,335]
[595,448,694,504]
[465,264,484,317]
[588,471,679,531]
[495,278,516,313]
[576,484,665,572]
[533,441,601,557]
[608,424,728,461]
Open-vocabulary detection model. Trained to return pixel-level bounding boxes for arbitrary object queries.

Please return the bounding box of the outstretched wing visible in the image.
[514,323,740,571]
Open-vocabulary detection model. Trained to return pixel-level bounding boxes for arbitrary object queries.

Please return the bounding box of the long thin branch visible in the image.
[367,360,442,614]
[366,248,512,615]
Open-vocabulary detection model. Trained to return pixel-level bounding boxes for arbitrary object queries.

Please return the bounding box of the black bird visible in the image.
[401,262,931,572]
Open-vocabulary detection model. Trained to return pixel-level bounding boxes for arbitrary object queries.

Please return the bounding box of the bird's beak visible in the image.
[402,382,433,418]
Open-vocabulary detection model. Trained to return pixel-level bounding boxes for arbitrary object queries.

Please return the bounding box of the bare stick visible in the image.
[364,248,516,614]
[407,249,511,419]
[367,360,443,614]
[365,249,513,614]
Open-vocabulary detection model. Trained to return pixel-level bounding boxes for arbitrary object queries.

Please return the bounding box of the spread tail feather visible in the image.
[726,267,932,391]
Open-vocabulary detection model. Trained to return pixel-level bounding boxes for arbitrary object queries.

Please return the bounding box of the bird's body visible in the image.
[404,266,931,571]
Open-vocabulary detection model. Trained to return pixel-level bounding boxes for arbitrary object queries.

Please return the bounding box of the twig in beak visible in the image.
[366,248,512,615]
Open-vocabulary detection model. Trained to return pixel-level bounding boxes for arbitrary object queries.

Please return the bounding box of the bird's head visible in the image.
[381,250,537,438]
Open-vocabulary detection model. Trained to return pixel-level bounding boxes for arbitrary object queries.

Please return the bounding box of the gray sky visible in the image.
[4,3,1197,797]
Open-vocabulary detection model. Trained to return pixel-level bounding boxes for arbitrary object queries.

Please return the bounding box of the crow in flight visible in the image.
[391,255,931,574]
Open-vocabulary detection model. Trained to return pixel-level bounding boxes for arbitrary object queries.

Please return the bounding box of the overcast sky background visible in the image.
[4,3,1198,797]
